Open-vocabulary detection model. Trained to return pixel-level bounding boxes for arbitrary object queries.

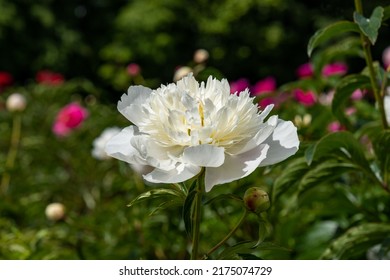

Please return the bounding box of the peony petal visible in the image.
[118,86,152,125]
[104,126,147,165]
[227,115,278,155]
[183,144,225,167]
[205,144,269,192]
[143,163,201,184]
[259,120,299,166]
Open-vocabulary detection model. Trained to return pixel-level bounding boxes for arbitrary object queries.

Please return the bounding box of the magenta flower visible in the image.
[229,78,250,94]
[251,76,276,96]
[294,89,316,106]
[296,63,314,79]
[53,103,88,137]
[36,70,64,85]
[322,62,348,77]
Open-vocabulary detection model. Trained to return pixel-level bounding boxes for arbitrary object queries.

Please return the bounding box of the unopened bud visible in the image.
[243,187,270,214]
[6,93,26,112]
[193,49,209,64]
[45,202,66,221]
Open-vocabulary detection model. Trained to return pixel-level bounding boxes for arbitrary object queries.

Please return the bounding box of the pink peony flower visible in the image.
[294,89,316,106]
[296,63,314,79]
[127,63,141,76]
[327,121,345,132]
[251,76,276,96]
[382,46,390,69]
[322,62,348,77]
[229,78,250,94]
[36,70,64,85]
[53,103,88,137]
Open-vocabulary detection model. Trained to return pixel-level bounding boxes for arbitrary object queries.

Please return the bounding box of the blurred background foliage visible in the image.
[1,0,389,95]
[1,0,390,260]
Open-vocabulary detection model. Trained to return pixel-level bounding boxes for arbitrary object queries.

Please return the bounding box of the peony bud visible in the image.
[6,93,26,112]
[193,49,209,64]
[45,202,66,221]
[243,187,270,214]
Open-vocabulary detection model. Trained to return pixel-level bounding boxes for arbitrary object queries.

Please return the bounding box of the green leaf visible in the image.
[305,131,370,170]
[384,5,390,21]
[372,131,390,177]
[307,21,360,57]
[127,188,185,207]
[217,241,289,260]
[331,74,371,127]
[182,188,197,238]
[298,161,359,194]
[354,7,384,45]
[204,193,242,205]
[273,157,309,200]
[321,223,390,259]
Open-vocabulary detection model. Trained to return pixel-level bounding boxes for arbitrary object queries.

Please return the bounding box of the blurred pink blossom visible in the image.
[345,107,356,116]
[296,63,314,79]
[36,70,64,85]
[319,90,335,106]
[327,121,345,132]
[322,62,348,77]
[259,97,276,108]
[382,46,390,69]
[0,71,13,89]
[53,103,88,137]
[294,89,316,106]
[251,76,276,96]
[229,78,250,94]
[351,89,366,100]
[127,63,141,76]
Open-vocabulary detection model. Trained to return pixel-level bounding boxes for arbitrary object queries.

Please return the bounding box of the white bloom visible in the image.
[6,93,26,112]
[45,202,66,221]
[105,74,299,191]
[92,127,121,160]
[385,94,390,126]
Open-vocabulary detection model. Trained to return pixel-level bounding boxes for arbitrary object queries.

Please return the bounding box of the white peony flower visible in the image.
[92,127,121,160]
[385,94,390,126]
[105,74,299,192]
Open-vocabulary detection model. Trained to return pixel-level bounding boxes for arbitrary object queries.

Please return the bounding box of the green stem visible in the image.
[354,0,389,129]
[191,168,205,260]
[203,209,248,259]
[1,114,22,194]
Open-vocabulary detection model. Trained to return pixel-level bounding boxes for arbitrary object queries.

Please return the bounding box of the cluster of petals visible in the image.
[36,70,65,85]
[105,74,299,192]
[53,103,88,137]
[294,89,316,106]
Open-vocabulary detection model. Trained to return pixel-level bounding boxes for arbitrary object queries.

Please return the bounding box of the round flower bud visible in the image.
[6,93,26,112]
[45,202,66,221]
[243,187,270,214]
[193,49,209,64]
